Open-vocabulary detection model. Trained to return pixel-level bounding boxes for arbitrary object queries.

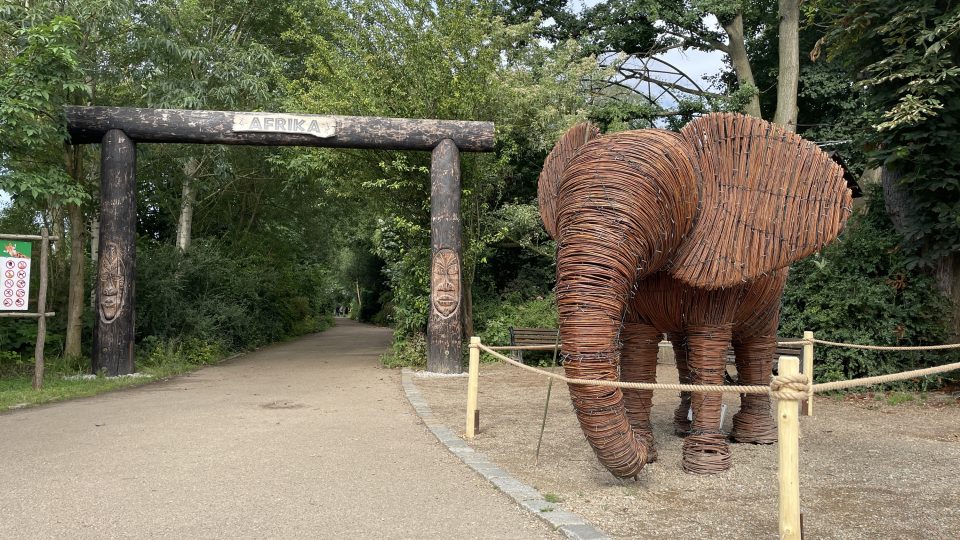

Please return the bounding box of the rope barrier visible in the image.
[477,344,960,396]
[478,344,772,394]
[812,360,960,392]
[491,338,960,352]
[810,338,960,351]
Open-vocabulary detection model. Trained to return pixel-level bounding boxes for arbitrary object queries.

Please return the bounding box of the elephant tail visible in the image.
[538,122,601,239]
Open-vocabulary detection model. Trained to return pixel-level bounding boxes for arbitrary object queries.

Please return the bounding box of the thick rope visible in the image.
[770,374,809,400]
[491,339,960,351]
[810,338,960,351]
[479,344,771,394]
[812,360,960,392]
[477,344,960,397]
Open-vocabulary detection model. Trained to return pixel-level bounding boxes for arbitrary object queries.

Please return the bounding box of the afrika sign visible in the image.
[232,113,336,138]
[1,240,31,311]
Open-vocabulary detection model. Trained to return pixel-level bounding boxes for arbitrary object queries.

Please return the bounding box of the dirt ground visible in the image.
[414,352,960,539]
[0,320,557,539]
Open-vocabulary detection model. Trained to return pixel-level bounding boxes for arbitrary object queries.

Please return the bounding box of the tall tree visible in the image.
[819,0,960,331]
[127,0,277,253]
[502,0,804,128]
[0,0,134,358]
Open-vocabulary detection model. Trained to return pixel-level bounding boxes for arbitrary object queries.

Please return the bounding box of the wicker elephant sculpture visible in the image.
[538,113,853,478]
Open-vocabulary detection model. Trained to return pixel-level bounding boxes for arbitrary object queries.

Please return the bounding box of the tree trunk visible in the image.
[64,203,86,358]
[883,167,960,335]
[176,157,198,252]
[462,277,474,339]
[90,215,99,311]
[881,167,910,236]
[936,254,960,337]
[63,142,85,358]
[773,0,800,131]
[722,13,762,118]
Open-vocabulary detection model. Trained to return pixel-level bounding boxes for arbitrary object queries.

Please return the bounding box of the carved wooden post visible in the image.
[93,129,137,376]
[428,139,463,373]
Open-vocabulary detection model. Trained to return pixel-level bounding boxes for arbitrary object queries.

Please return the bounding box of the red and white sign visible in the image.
[1,241,30,311]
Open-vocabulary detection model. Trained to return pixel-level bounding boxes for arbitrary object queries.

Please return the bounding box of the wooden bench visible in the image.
[508,327,560,363]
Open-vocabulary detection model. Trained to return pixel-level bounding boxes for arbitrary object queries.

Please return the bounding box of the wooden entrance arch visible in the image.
[66,106,495,375]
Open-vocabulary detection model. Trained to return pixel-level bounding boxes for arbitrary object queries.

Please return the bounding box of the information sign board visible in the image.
[1,240,30,310]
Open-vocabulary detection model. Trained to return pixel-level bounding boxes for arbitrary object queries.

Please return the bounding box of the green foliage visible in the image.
[379,333,428,369]
[372,217,430,336]
[136,238,334,351]
[475,293,558,347]
[817,0,960,265]
[780,188,955,386]
[0,10,89,204]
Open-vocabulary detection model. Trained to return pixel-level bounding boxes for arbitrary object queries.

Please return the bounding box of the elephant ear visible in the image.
[669,113,853,289]
[538,122,601,239]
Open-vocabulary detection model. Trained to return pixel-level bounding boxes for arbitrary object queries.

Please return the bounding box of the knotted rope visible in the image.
[770,373,810,401]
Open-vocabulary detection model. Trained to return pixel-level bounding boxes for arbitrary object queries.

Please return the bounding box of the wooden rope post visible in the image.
[465,337,481,439]
[803,331,814,416]
[777,355,802,540]
[31,228,50,390]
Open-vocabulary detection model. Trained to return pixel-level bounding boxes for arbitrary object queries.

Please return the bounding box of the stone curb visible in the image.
[401,368,611,540]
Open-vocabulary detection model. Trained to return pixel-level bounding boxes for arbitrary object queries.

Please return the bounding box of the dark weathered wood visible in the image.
[65,106,495,152]
[0,312,56,318]
[31,228,50,390]
[509,327,560,363]
[427,139,463,374]
[93,130,137,376]
[0,233,61,241]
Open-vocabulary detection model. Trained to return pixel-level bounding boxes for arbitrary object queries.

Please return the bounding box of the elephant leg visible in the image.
[681,325,733,474]
[668,332,692,436]
[620,322,660,463]
[730,338,778,444]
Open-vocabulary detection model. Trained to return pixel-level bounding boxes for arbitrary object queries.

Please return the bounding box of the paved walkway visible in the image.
[0,320,557,539]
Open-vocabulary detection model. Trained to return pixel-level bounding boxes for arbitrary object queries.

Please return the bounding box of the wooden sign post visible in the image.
[66,106,494,375]
[1,230,57,388]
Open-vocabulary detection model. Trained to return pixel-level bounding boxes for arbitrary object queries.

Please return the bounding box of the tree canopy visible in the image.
[0,0,957,384]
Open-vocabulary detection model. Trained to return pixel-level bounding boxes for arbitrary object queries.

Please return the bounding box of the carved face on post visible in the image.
[99,243,125,323]
[432,248,460,318]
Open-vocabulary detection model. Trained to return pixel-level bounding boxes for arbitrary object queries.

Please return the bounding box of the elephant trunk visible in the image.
[553,130,699,478]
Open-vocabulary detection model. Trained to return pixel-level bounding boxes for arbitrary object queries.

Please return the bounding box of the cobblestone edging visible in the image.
[401,369,611,540]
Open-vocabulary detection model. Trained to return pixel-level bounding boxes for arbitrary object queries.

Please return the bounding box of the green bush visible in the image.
[380,332,427,369]
[136,238,335,352]
[476,292,558,346]
[780,189,956,387]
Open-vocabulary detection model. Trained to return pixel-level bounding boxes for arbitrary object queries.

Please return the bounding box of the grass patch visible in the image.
[543,492,563,504]
[1,320,336,412]
[0,374,164,411]
[886,391,917,406]
[0,338,231,411]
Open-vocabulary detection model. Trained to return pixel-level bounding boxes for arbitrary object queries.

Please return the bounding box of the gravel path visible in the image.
[0,320,557,539]
[415,358,960,539]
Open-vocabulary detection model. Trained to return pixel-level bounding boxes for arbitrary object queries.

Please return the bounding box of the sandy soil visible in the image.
[414,353,960,539]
